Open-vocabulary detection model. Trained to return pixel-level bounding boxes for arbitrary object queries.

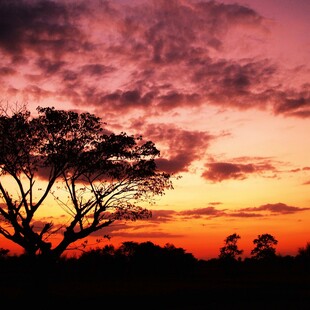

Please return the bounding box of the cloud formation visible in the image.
[142,123,214,174]
[146,202,310,223]
[39,202,310,241]
[0,0,309,119]
[0,0,309,188]
[0,0,86,56]
[202,157,277,182]
[241,203,310,214]
[175,202,310,220]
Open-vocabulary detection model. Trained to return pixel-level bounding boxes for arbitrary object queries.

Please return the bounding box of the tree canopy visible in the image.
[219,233,243,261]
[0,106,173,260]
[251,233,278,260]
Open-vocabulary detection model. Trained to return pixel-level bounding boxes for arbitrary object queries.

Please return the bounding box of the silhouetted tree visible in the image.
[297,242,310,259]
[296,242,310,270]
[219,233,243,261]
[0,247,9,258]
[117,241,140,257]
[251,233,278,260]
[0,106,173,261]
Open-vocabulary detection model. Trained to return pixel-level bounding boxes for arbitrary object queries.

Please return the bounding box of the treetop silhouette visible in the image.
[0,106,173,260]
[251,233,278,260]
[219,233,243,261]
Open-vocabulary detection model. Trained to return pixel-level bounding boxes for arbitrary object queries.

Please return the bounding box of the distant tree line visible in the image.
[0,234,310,278]
[1,238,310,307]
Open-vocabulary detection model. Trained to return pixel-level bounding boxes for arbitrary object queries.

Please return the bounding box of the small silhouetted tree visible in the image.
[251,233,278,260]
[117,241,140,257]
[0,247,9,258]
[296,242,310,269]
[0,106,173,261]
[297,242,310,259]
[219,233,243,261]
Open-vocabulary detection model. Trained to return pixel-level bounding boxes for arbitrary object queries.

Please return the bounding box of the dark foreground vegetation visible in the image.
[1,241,310,309]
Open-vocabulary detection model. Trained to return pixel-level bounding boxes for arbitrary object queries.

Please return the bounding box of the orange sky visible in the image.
[0,0,310,260]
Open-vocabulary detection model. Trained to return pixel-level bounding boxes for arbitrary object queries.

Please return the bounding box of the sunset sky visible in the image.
[0,0,310,260]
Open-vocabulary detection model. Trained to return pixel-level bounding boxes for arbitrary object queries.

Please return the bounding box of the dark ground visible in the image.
[0,257,309,309]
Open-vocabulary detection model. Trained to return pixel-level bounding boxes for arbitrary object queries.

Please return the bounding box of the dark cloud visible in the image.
[135,0,264,64]
[148,210,177,223]
[203,162,252,181]
[240,203,310,214]
[156,156,191,175]
[179,207,226,218]
[36,58,66,75]
[272,85,310,117]
[80,0,274,114]
[290,168,301,173]
[80,64,115,76]
[0,0,309,123]
[140,123,214,174]
[0,0,86,57]
[202,160,276,182]
[62,70,78,82]
[173,202,310,221]
[289,167,310,184]
[157,92,202,110]
[95,89,155,110]
[0,66,16,76]
[208,202,223,206]
[191,58,277,110]
[228,212,263,218]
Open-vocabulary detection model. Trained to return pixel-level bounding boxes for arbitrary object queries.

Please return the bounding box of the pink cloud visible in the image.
[141,123,214,174]
[33,201,310,241]
[148,210,177,223]
[202,160,276,182]
[176,202,310,221]
[240,203,310,214]
[179,207,226,218]
[0,0,307,119]
[0,0,87,57]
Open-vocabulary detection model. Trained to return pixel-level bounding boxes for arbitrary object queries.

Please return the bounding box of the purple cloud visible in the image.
[242,203,310,214]
[202,160,276,182]
[0,0,307,119]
